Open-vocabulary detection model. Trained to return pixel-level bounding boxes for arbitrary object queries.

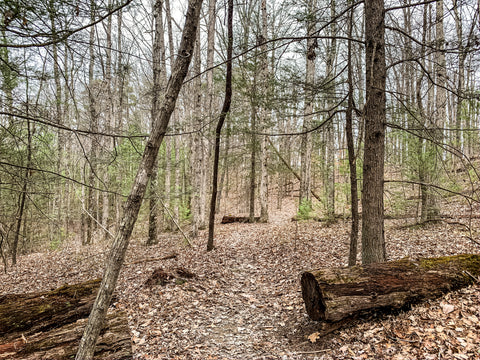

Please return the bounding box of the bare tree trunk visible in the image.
[49,0,64,241]
[165,0,175,71]
[216,120,230,213]
[207,0,233,251]
[102,2,113,240]
[148,0,167,246]
[346,4,358,267]
[453,3,465,160]
[361,0,386,264]
[163,0,175,231]
[85,1,98,245]
[417,3,429,223]
[249,89,257,223]
[258,0,269,223]
[206,0,216,114]
[300,0,317,210]
[422,0,445,221]
[164,137,172,230]
[325,0,337,219]
[114,8,124,227]
[190,28,206,237]
[75,2,203,358]
[11,114,32,265]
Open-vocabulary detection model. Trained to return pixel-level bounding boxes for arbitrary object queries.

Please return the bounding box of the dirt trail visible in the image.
[118,221,315,359]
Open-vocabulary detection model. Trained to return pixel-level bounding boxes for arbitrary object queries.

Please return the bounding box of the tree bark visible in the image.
[249,93,257,223]
[299,0,317,209]
[258,0,269,223]
[421,0,446,221]
[301,254,480,322]
[101,1,114,241]
[361,0,386,264]
[190,25,206,237]
[346,2,358,267]
[49,0,65,242]
[207,0,233,251]
[11,114,31,265]
[86,0,99,245]
[148,0,167,246]
[325,0,337,219]
[75,2,203,358]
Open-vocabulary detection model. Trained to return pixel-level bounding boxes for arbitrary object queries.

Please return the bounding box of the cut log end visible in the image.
[301,272,326,321]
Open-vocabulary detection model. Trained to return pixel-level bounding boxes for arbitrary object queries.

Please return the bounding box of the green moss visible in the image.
[175,278,186,285]
[50,278,100,298]
[419,254,480,274]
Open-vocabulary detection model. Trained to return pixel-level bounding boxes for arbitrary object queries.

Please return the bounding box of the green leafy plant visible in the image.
[297,198,313,221]
[179,203,192,221]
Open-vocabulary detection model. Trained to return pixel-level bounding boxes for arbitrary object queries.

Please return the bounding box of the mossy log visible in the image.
[301,254,480,322]
[221,216,259,224]
[0,279,132,359]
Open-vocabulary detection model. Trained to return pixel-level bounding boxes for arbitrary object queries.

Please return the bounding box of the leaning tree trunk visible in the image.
[75,1,203,358]
[207,0,233,251]
[301,254,480,322]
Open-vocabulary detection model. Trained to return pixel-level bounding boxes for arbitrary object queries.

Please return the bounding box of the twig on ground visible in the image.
[126,253,177,265]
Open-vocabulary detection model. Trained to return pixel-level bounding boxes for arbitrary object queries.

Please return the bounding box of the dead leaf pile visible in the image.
[0,198,479,359]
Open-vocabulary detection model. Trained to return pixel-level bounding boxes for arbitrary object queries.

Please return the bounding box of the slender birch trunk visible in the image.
[258,0,269,223]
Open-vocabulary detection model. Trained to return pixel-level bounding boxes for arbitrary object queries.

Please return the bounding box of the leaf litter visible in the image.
[0,199,479,359]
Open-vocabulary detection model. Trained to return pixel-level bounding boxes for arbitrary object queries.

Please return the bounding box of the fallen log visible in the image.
[0,279,101,338]
[0,280,132,359]
[301,254,480,322]
[221,215,259,224]
[0,312,131,360]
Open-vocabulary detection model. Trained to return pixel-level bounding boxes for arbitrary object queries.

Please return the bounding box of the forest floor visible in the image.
[1,198,480,359]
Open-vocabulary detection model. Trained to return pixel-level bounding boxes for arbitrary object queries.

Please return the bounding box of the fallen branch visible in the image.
[126,253,177,265]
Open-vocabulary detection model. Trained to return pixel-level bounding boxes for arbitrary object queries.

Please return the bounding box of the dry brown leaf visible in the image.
[441,303,455,314]
[307,332,320,343]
